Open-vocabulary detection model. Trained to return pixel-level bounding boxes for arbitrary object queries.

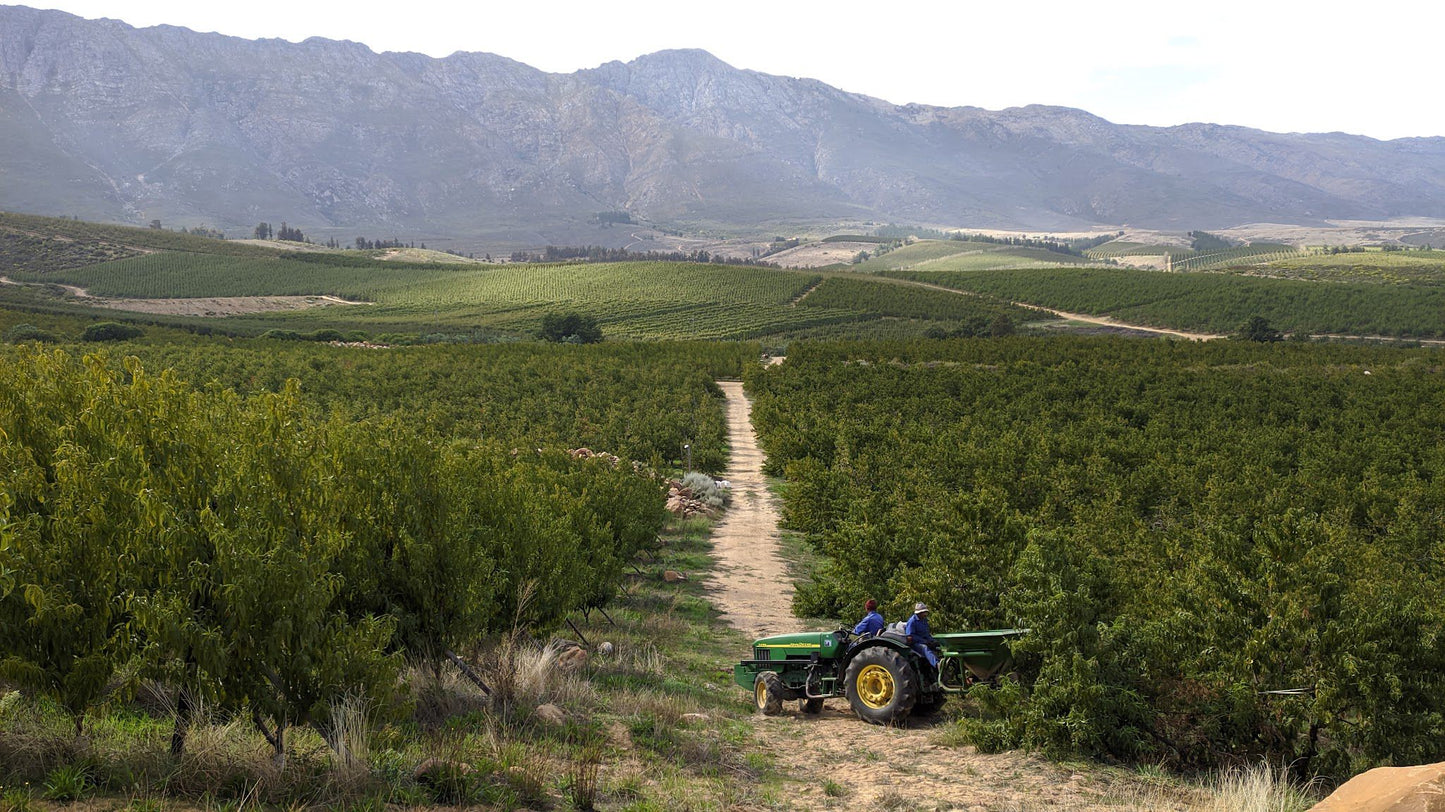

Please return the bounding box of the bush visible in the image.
[680,471,729,509]
[79,322,142,342]
[3,324,57,344]
[258,329,304,341]
[308,329,345,342]
[538,313,602,344]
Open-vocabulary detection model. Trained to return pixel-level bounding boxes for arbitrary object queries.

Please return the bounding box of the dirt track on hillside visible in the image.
[706,376,1206,810]
[0,276,369,316]
[705,381,794,640]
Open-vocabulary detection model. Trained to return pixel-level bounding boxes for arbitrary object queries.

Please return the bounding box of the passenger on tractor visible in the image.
[853,598,885,636]
[905,602,940,668]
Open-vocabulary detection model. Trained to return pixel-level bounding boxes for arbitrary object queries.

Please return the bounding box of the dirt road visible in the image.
[707,377,1203,810]
[705,381,794,640]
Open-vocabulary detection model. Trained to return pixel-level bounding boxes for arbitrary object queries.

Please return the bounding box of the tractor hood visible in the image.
[752,631,842,659]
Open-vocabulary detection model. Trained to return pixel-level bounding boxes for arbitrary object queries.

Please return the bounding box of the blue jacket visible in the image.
[853,610,885,636]
[905,613,935,646]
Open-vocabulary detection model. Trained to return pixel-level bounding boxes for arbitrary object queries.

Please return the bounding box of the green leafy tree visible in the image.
[538,312,603,344]
[1238,315,1283,342]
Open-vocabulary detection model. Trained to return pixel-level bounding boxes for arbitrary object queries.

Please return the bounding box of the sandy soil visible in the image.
[0,276,369,316]
[1115,254,1172,270]
[768,241,881,268]
[82,294,368,317]
[754,706,1200,810]
[707,376,1206,810]
[705,381,795,640]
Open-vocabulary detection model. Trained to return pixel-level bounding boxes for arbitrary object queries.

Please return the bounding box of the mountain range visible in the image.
[3,4,1444,248]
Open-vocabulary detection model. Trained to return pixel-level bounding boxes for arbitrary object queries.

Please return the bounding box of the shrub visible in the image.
[258,329,303,341]
[79,322,142,342]
[538,312,602,344]
[680,471,729,509]
[3,324,57,344]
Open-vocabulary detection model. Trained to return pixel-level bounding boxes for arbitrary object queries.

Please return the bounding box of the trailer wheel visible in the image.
[844,647,918,724]
[754,671,786,716]
[801,697,824,714]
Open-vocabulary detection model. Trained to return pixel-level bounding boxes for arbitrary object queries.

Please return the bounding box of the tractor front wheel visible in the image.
[754,671,787,716]
[844,647,918,724]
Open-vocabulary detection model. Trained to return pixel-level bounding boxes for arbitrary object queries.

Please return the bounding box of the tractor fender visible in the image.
[840,635,923,674]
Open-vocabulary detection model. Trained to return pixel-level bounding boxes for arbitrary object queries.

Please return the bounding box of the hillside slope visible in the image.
[2,5,1444,243]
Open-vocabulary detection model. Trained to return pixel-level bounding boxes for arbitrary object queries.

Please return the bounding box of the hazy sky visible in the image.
[27,0,1445,140]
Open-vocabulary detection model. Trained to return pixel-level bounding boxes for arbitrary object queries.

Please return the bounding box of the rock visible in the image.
[555,645,589,672]
[535,703,566,725]
[597,641,615,656]
[663,570,688,583]
[681,713,710,723]
[1309,761,1445,812]
[414,757,472,783]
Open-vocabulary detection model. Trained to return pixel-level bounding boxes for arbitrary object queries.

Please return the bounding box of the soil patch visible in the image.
[0,276,369,316]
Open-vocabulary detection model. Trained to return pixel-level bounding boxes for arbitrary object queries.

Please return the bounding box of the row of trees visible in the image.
[510,245,779,268]
[0,349,668,762]
[747,337,1445,778]
[252,222,307,242]
[889,267,1445,337]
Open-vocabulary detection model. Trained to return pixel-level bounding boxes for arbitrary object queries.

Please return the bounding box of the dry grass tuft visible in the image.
[1203,763,1318,812]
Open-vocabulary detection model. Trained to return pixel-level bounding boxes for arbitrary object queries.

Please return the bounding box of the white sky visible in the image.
[26,0,1445,140]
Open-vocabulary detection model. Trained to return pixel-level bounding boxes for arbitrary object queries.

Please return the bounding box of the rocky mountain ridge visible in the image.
[2,4,1443,247]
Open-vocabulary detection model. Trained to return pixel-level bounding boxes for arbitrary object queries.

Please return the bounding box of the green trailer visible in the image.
[733,626,1025,724]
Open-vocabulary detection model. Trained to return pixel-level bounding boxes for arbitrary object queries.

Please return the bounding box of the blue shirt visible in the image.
[853,610,885,636]
[905,613,935,646]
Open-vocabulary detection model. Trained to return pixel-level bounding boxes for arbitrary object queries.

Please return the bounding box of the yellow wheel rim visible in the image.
[856,664,895,709]
[755,678,769,708]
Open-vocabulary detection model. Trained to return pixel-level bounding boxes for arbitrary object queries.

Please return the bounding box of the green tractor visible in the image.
[733,626,1025,724]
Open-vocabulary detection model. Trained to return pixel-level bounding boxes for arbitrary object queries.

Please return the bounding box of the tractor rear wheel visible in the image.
[754,671,786,716]
[844,647,918,724]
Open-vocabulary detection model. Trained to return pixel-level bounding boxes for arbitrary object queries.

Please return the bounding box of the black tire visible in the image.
[844,646,919,725]
[801,697,825,714]
[754,671,786,716]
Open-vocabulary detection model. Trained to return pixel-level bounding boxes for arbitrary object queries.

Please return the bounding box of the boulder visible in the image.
[1309,762,1445,812]
[663,570,688,583]
[535,703,566,725]
[414,757,472,783]
[555,645,589,672]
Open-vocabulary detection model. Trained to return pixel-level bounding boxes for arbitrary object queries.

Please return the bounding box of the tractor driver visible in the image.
[853,598,884,636]
[906,602,940,669]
